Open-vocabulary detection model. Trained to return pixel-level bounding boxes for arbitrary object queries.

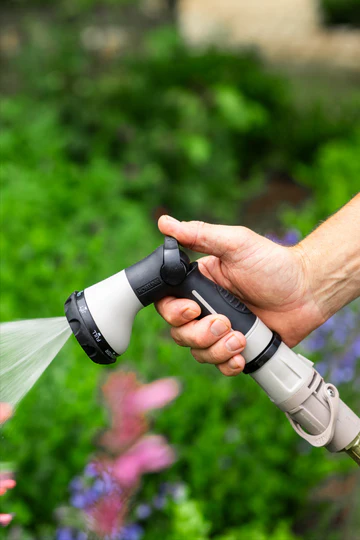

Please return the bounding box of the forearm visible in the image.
[298,193,360,323]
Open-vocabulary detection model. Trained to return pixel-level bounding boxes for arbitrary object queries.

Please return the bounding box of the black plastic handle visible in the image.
[173,262,257,335]
[126,240,257,336]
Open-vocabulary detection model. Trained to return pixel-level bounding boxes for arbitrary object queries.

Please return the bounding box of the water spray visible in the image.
[65,236,360,464]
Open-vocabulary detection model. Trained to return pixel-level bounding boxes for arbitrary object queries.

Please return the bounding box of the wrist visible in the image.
[291,243,328,331]
[295,214,360,324]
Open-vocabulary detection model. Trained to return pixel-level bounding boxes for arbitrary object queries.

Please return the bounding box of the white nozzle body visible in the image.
[84,270,143,356]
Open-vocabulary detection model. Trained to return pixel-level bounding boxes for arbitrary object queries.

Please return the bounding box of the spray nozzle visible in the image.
[64,236,190,365]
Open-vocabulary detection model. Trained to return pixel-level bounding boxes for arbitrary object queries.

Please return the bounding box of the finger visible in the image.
[171,314,231,348]
[155,297,201,327]
[158,215,247,259]
[190,331,246,365]
[197,256,237,294]
[216,355,245,377]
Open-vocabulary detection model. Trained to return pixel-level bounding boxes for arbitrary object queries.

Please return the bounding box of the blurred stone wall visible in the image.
[179,0,360,71]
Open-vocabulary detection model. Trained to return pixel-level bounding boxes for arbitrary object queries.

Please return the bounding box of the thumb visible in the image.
[158,215,246,259]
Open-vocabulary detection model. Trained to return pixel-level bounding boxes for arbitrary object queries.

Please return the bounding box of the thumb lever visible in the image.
[161,236,187,286]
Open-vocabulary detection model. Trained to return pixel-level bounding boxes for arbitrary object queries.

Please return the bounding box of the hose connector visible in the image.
[345,432,360,466]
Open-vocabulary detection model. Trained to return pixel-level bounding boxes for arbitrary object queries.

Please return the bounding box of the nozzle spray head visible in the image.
[65,236,190,364]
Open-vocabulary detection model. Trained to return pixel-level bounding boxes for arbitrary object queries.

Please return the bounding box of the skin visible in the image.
[155,194,360,377]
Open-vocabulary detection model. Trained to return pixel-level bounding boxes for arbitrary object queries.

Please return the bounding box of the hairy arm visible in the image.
[297,192,360,323]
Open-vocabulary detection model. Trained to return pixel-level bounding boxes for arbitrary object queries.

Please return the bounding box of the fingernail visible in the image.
[183,308,198,321]
[164,215,179,224]
[229,355,243,370]
[225,334,243,352]
[210,319,229,336]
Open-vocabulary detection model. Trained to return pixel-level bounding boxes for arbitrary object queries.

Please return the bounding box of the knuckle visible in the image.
[190,348,204,363]
[155,296,174,316]
[192,333,208,348]
[217,364,232,377]
[217,361,242,377]
[170,328,185,346]
[167,308,183,326]
[189,220,206,251]
[167,313,177,326]
[208,346,225,364]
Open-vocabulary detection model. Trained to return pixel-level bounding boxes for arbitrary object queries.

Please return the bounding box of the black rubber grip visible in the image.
[125,238,259,337]
[127,253,257,335]
[172,263,257,336]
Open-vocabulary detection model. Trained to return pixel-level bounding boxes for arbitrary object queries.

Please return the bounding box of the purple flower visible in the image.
[303,333,326,353]
[342,309,356,330]
[70,492,88,509]
[168,482,186,502]
[322,316,336,331]
[56,528,80,540]
[340,366,355,383]
[314,361,328,376]
[331,368,348,385]
[265,229,301,246]
[84,463,98,478]
[69,477,84,494]
[341,350,357,370]
[152,494,167,509]
[135,504,152,520]
[283,229,301,246]
[92,478,108,497]
[351,337,360,358]
[84,488,101,507]
[118,524,144,540]
[299,299,360,391]
[333,326,348,346]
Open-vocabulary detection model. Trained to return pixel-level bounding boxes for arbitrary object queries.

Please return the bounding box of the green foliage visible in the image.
[2,0,135,14]
[321,0,360,27]
[282,129,360,234]
[12,22,359,226]
[14,27,296,222]
[170,497,210,540]
[165,491,299,540]
[216,522,299,540]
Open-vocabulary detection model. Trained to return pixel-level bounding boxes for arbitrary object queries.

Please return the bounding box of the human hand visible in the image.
[155,217,324,377]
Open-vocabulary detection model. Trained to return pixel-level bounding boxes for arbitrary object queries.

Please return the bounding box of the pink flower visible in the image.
[0,403,15,527]
[0,403,13,425]
[113,435,176,488]
[74,372,180,539]
[100,373,147,452]
[0,477,16,496]
[132,378,180,413]
[100,373,180,452]
[0,515,13,527]
[86,488,128,538]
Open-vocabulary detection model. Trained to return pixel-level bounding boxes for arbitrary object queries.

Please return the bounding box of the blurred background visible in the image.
[0,0,359,539]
